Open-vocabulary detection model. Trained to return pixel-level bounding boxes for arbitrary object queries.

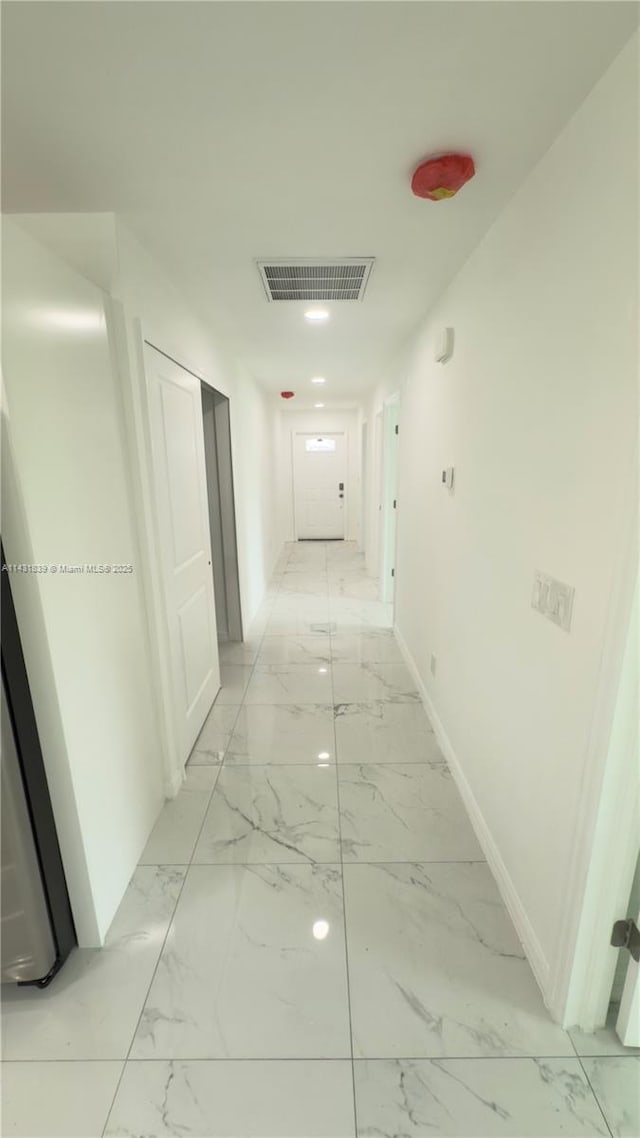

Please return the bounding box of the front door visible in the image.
[293,432,346,540]
[145,344,220,764]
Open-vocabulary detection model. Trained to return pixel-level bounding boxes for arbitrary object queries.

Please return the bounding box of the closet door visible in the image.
[145,343,219,763]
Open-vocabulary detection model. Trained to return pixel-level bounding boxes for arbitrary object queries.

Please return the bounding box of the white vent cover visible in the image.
[257,258,374,302]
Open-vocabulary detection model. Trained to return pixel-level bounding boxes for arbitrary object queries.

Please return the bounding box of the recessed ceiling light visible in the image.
[314,403,325,409]
[311,376,326,385]
[304,309,329,323]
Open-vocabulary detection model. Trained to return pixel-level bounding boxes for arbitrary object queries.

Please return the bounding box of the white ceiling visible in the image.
[3,2,637,409]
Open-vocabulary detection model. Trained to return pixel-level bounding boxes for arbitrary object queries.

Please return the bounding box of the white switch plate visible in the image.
[532,571,575,632]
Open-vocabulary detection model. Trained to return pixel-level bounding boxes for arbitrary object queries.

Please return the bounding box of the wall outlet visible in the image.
[430,653,437,677]
[531,571,575,632]
[441,466,454,490]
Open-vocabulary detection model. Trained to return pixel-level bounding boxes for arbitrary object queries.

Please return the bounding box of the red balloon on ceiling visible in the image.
[411,154,475,201]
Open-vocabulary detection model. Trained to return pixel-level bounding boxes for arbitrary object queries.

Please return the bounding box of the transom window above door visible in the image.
[305,438,337,453]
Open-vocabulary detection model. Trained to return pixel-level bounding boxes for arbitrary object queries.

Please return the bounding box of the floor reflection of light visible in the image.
[317,751,331,760]
[318,667,328,674]
[313,919,330,940]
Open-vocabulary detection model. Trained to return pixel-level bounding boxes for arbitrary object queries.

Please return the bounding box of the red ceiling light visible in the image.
[411,153,475,201]
[280,391,295,399]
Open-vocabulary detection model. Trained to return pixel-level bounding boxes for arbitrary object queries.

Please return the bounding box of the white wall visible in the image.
[113,221,281,634]
[12,213,283,636]
[231,367,281,627]
[277,409,361,544]
[383,36,638,1015]
[2,216,282,939]
[2,219,165,945]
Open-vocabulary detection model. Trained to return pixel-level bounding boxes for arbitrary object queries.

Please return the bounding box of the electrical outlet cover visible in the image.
[532,571,575,632]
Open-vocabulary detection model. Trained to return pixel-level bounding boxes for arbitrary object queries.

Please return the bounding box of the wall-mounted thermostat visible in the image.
[435,327,454,363]
[441,466,454,489]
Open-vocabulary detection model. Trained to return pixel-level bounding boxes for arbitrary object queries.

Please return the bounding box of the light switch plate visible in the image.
[532,571,575,632]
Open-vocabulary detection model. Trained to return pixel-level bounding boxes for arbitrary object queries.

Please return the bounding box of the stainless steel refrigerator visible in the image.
[1,556,76,987]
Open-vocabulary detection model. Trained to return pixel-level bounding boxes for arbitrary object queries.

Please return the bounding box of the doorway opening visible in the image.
[292,432,346,540]
[201,385,243,643]
[360,420,368,554]
[380,397,400,605]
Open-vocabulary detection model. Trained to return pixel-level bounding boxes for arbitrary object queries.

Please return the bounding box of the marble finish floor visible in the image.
[2,543,637,1136]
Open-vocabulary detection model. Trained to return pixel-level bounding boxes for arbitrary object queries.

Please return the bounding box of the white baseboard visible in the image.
[394,622,552,1004]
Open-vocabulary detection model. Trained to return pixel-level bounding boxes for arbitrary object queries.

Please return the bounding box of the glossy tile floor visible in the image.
[2,543,638,1136]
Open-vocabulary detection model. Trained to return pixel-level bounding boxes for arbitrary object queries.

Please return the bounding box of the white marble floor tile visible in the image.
[265,612,332,636]
[332,661,419,702]
[283,560,326,571]
[329,599,393,631]
[353,1058,609,1137]
[339,763,482,862]
[280,575,329,595]
[188,735,230,765]
[271,594,330,612]
[331,630,403,663]
[581,1057,640,1137]
[189,704,240,764]
[258,634,333,666]
[193,765,340,864]
[245,664,333,705]
[139,767,219,864]
[569,1002,640,1056]
[2,866,185,1059]
[343,862,574,1059]
[217,639,261,665]
[329,579,380,601]
[131,864,351,1059]
[214,665,253,705]
[1,1061,124,1138]
[335,700,444,764]
[105,1059,355,1137]
[226,704,335,765]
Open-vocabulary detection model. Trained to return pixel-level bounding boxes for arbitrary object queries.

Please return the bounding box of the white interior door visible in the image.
[293,433,346,539]
[616,910,640,1046]
[145,344,220,764]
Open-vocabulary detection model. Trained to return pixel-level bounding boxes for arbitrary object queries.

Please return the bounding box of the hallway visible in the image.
[3,543,634,1137]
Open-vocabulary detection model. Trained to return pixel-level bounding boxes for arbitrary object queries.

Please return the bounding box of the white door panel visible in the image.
[145,344,219,764]
[293,433,346,540]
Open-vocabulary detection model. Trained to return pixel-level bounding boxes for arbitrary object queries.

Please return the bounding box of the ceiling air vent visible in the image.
[257,258,374,302]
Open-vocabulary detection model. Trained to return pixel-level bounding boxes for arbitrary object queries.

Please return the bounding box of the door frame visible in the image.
[552,570,639,1030]
[201,385,243,643]
[366,410,384,576]
[291,430,348,541]
[360,419,368,555]
[547,442,638,1034]
[113,312,219,798]
[380,394,400,605]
